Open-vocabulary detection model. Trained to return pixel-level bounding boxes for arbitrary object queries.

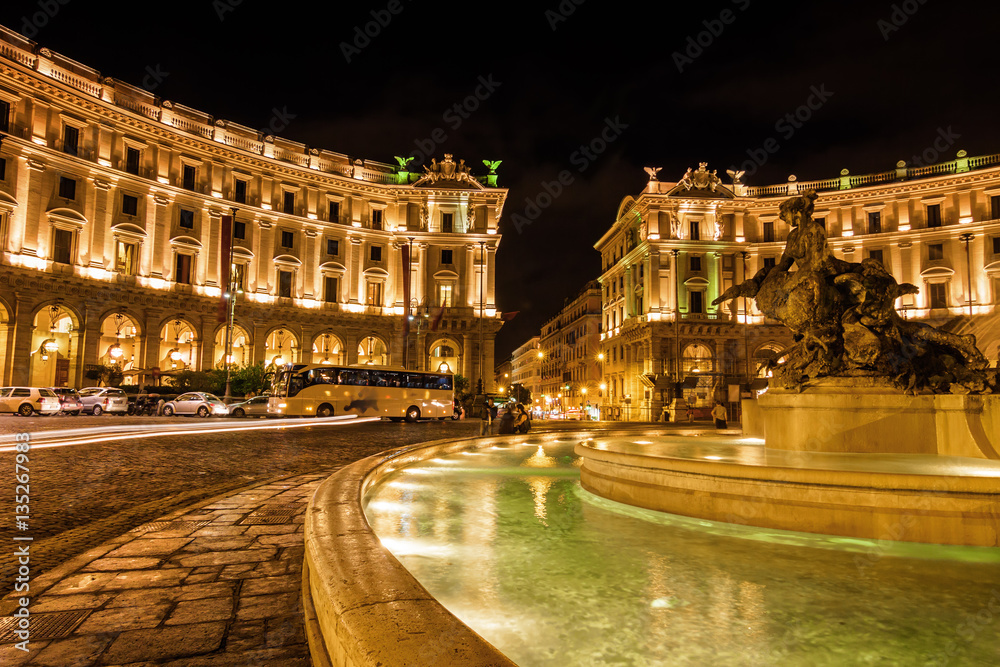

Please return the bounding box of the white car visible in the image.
[0,387,61,416]
[78,387,129,415]
[163,392,229,417]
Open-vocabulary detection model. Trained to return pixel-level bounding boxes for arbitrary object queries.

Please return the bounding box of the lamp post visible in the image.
[671,248,681,400]
[478,240,486,394]
[403,236,414,370]
[959,232,975,317]
[223,207,239,400]
[597,352,605,419]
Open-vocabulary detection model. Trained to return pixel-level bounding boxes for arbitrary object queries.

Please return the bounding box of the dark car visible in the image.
[48,387,83,415]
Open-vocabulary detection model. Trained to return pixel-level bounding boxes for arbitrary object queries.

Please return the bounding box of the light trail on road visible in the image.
[0,414,382,452]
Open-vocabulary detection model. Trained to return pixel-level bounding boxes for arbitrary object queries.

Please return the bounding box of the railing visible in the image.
[0,42,35,67]
[224,133,263,155]
[169,115,213,139]
[47,67,102,98]
[114,94,161,121]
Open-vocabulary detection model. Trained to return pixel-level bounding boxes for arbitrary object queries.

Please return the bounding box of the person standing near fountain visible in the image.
[711,401,728,429]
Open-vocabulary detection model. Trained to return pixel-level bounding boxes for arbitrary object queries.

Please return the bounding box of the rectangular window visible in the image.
[763,257,777,270]
[763,222,774,242]
[0,157,6,181]
[233,220,246,240]
[441,249,453,264]
[122,194,138,216]
[324,276,339,302]
[690,220,700,241]
[232,263,246,291]
[442,213,454,233]
[63,125,79,156]
[868,249,884,264]
[281,230,294,249]
[438,284,453,307]
[689,291,703,314]
[278,270,292,298]
[370,245,382,262]
[234,179,247,204]
[58,176,76,200]
[0,99,9,133]
[182,164,197,191]
[52,228,73,264]
[868,211,882,234]
[926,204,942,228]
[327,239,339,255]
[179,208,195,229]
[930,282,947,309]
[993,236,1000,255]
[371,209,383,230]
[124,146,140,175]
[992,195,1000,221]
[815,217,826,230]
[115,240,138,275]
[690,255,702,271]
[283,191,295,215]
[929,243,944,261]
[366,281,383,307]
[329,200,340,222]
[175,253,192,284]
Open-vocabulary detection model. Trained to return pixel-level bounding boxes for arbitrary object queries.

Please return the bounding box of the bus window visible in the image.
[435,375,453,391]
[288,376,305,397]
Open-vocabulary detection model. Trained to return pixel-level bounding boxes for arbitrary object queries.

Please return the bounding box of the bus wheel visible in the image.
[317,403,334,418]
[405,406,421,423]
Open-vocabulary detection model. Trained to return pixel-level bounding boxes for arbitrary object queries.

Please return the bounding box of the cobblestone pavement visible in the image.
[0,472,326,665]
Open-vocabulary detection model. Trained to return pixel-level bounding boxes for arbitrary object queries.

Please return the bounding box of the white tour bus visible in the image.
[267,363,454,421]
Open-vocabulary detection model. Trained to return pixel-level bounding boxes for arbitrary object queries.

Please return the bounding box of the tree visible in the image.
[231,362,269,397]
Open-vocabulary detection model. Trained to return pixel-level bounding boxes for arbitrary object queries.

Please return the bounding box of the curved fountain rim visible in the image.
[304,429,639,667]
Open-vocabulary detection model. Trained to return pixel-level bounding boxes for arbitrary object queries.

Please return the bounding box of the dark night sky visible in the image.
[4,1,999,358]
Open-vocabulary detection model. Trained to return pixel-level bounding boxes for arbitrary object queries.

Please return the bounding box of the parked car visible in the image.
[48,387,83,415]
[228,396,270,418]
[163,392,229,417]
[78,387,129,415]
[0,387,61,416]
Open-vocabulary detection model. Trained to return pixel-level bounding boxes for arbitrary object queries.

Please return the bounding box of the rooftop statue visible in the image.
[713,191,995,394]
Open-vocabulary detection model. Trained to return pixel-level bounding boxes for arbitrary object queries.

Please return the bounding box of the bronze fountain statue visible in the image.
[714,191,996,394]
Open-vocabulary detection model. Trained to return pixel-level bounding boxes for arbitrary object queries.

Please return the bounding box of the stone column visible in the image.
[349,237,363,304]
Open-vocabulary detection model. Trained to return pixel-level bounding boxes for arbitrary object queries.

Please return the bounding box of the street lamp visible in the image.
[959,232,975,316]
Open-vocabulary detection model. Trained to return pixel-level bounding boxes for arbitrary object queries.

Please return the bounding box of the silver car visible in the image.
[228,396,271,418]
[78,387,129,415]
[163,392,228,418]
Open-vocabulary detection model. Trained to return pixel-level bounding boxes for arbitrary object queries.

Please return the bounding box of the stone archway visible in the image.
[427,337,461,374]
[214,324,252,368]
[358,335,388,366]
[264,328,300,368]
[311,332,345,366]
[158,318,199,372]
[98,312,142,383]
[29,304,82,387]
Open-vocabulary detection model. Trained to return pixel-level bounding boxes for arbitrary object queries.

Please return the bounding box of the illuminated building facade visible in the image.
[596,159,1000,421]
[538,281,601,416]
[0,26,506,389]
[508,335,540,405]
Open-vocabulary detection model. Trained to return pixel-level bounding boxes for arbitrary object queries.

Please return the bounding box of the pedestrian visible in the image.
[712,401,728,429]
[686,404,695,423]
[497,406,516,434]
[480,397,494,436]
[489,399,500,434]
[156,397,165,416]
[514,403,531,434]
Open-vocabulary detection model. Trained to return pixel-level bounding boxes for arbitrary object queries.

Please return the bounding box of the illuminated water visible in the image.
[364,440,1000,666]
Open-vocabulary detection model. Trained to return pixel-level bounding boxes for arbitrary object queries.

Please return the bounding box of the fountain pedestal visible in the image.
[759,378,1000,460]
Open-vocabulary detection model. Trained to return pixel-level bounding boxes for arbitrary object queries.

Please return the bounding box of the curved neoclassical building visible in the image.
[596,159,1000,420]
[0,26,505,389]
